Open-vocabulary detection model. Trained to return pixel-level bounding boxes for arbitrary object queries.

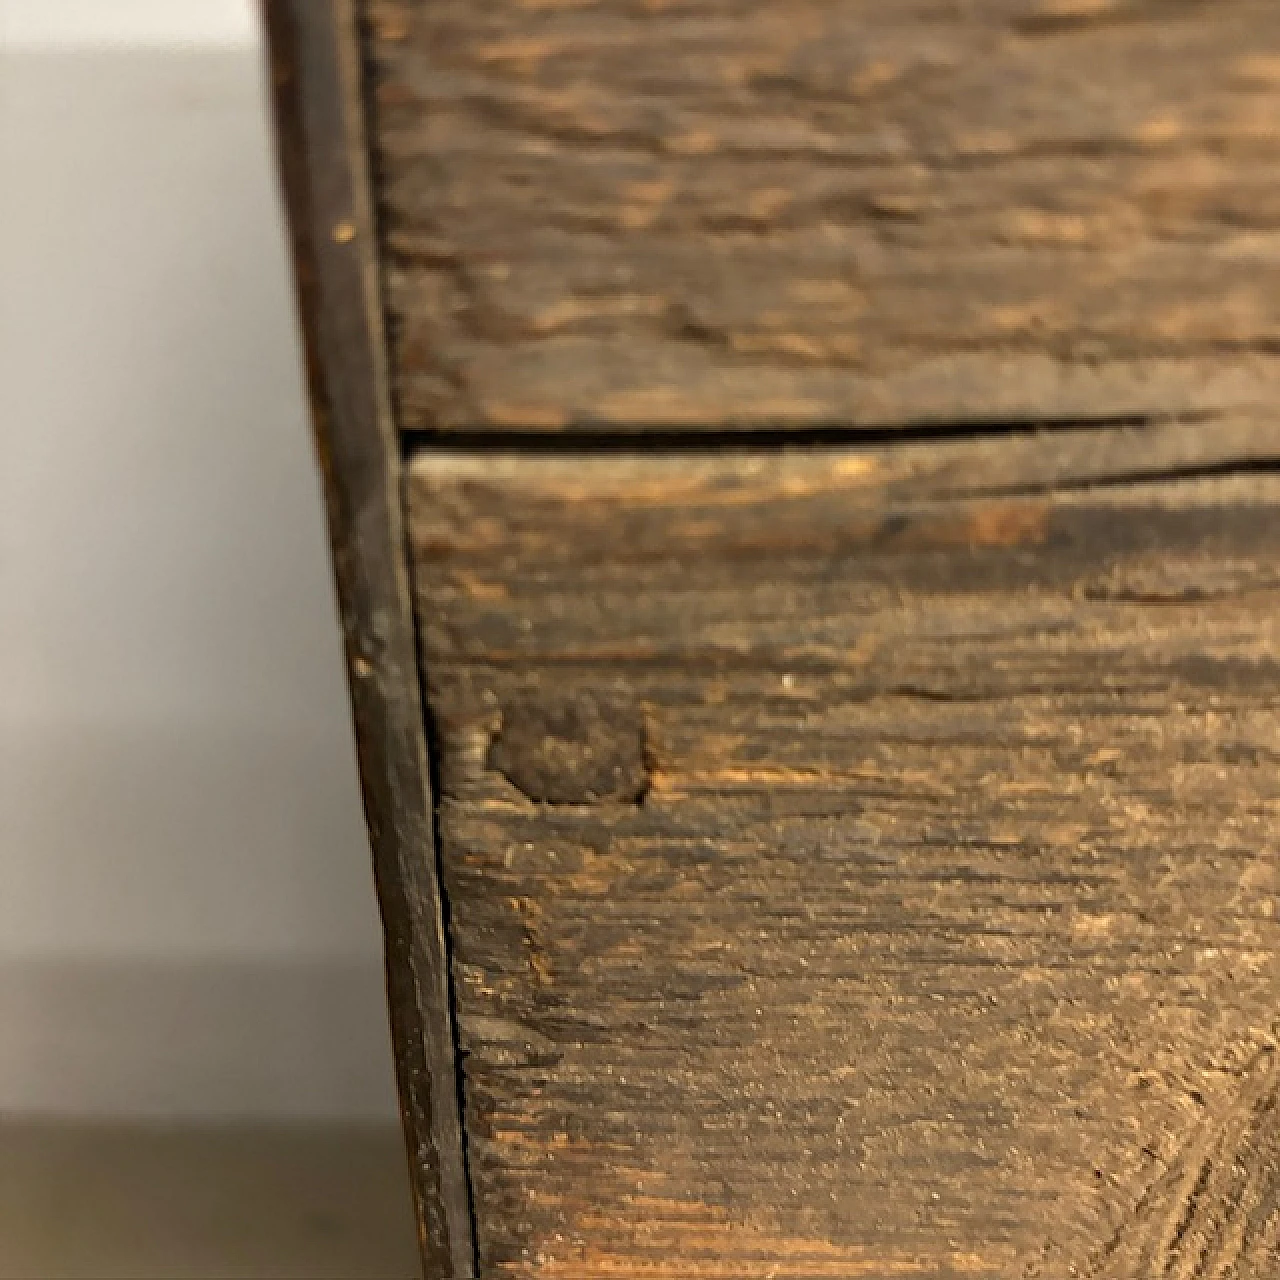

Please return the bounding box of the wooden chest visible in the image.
[265,2,1280,1275]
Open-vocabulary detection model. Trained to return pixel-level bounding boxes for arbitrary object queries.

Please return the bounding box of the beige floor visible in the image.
[0,1121,422,1279]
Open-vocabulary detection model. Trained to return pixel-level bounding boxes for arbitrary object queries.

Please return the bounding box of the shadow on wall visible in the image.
[0,1117,419,1280]
[0,43,399,1121]
[0,952,399,1121]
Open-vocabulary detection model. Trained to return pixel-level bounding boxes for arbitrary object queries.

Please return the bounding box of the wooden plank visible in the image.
[262,3,476,1273]
[364,0,1280,432]
[406,419,1280,1277]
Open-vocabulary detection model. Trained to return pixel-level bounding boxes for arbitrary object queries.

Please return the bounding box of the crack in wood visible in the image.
[1086,1050,1280,1279]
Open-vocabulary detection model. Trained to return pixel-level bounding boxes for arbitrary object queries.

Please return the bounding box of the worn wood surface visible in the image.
[407,419,1280,1277]
[262,2,476,1273]
[363,0,1280,432]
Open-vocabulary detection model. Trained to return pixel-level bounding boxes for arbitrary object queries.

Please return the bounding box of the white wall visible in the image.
[0,2,401,1119]
[3,0,255,47]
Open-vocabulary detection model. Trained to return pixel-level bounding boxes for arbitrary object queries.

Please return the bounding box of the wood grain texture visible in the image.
[263,2,476,1273]
[363,0,1280,432]
[407,419,1280,1277]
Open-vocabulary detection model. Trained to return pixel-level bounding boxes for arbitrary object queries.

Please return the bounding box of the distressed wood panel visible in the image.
[365,0,1280,431]
[407,420,1280,1277]
[263,1,476,1272]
